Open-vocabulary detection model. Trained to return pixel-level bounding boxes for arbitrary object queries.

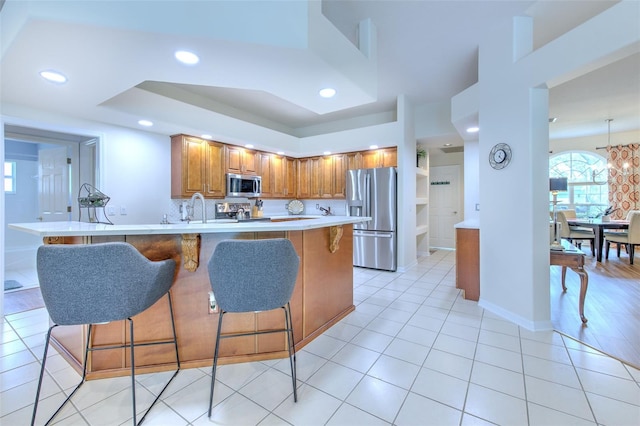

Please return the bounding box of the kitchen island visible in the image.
[10,216,368,379]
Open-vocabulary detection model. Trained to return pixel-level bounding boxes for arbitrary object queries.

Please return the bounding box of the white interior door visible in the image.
[429,165,462,249]
[39,146,70,222]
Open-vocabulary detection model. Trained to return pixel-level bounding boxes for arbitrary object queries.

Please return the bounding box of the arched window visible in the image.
[549,151,609,218]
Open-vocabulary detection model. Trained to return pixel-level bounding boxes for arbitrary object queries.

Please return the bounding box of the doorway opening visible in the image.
[3,124,98,298]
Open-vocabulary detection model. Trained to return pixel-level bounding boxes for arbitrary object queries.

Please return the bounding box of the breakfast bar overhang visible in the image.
[9,216,369,379]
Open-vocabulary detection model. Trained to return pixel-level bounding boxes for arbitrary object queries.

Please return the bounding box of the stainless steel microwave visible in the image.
[226,173,261,198]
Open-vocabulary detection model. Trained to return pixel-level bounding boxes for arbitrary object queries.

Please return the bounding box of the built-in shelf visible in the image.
[415,150,430,256]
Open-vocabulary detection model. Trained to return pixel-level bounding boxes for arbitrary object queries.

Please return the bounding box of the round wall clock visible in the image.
[489,143,512,170]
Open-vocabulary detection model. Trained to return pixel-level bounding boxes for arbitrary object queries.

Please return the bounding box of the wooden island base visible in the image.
[47,225,354,379]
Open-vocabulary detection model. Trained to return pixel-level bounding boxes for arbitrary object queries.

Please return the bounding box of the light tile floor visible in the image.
[2,250,639,425]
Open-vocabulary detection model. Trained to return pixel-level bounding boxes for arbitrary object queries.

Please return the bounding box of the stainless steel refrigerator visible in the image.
[346,167,397,271]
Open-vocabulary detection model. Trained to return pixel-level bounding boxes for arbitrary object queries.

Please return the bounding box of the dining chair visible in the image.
[604,211,640,264]
[557,211,595,255]
[206,238,300,418]
[32,242,180,426]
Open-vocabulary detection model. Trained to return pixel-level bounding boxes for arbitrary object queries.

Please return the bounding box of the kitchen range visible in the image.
[346,167,397,271]
[215,202,269,221]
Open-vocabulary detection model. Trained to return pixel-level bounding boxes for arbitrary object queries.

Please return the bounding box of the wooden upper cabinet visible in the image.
[258,153,272,197]
[203,140,226,197]
[171,135,225,198]
[226,145,258,174]
[346,152,362,170]
[296,158,312,199]
[173,134,396,200]
[361,147,397,168]
[332,154,347,198]
[297,155,345,199]
[284,157,297,197]
[258,153,296,199]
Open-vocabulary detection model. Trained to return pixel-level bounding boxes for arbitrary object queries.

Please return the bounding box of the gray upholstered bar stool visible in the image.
[32,242,181,426]
[206,238,300,418]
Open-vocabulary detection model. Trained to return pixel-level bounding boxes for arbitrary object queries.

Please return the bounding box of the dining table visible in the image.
[567,218,629,262]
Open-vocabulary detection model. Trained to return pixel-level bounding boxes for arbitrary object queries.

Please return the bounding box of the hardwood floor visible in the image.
[551,248,640,369]
[3,287,45,315]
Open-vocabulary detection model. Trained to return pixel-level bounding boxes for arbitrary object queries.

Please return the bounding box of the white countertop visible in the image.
[454,219,479,229]
[9,215,370,237]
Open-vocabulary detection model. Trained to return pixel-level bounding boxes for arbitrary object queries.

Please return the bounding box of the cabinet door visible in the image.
[243,150,258,174]
[225,145,258,174]
[332,154,347,198]
[310,157,325,198]
[171,135,204,198]
[382,148,397,167]
[296,158,312,199]
[361,150,381,168]
[361,148,397,168]
[259,153,273,197]
[270,155,285,198]
[204,141,225,197]
[225,146,242,174]
[346,152,362,170]
[284,157,296,197]
[320,157,334,198]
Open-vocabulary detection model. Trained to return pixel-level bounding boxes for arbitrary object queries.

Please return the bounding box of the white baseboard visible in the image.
[478,298,554,332]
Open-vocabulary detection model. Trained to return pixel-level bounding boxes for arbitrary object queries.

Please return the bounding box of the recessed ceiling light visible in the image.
[319,88,336,98]
[444,143,452,147]
[549,117,557,123]
[39,70,67,84]
[201,134,212,139]
[245,144,254,149]
[323,151,332,155]
[369,145,379,150]
[175,50,199,65]
[138,120,153,127]
[466,126,479,133]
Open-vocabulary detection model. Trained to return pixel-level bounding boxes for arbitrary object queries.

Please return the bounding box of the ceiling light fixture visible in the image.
[319,88,336,98]
[549,117,557,123]
[175,50,199,65]
[466,126,479,133]
[138,120,153,127]
[444,143,452,147]
[39,70,67,84]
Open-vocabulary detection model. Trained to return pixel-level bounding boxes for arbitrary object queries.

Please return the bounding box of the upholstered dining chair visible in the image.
[206,239,300,418]
[604,211,640,264]
[32,242,180,426]
[557,211,596,255]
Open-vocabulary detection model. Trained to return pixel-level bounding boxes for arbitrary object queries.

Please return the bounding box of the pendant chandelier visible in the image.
[592,118,630,184]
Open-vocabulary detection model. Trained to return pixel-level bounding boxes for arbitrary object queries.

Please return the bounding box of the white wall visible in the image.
[452,1,640,330]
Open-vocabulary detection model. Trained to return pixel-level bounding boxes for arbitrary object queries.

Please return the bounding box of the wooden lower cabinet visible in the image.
[455,227,480,301]
[49,226,355,378]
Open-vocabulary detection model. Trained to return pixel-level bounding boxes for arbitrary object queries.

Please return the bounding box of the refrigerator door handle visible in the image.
[353,231,393,238]
[364,173,370,218]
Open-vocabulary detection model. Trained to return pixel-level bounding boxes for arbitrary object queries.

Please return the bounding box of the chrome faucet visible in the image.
[189,192,206,223]
[236,208,245,220]
[319,206,332,216]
